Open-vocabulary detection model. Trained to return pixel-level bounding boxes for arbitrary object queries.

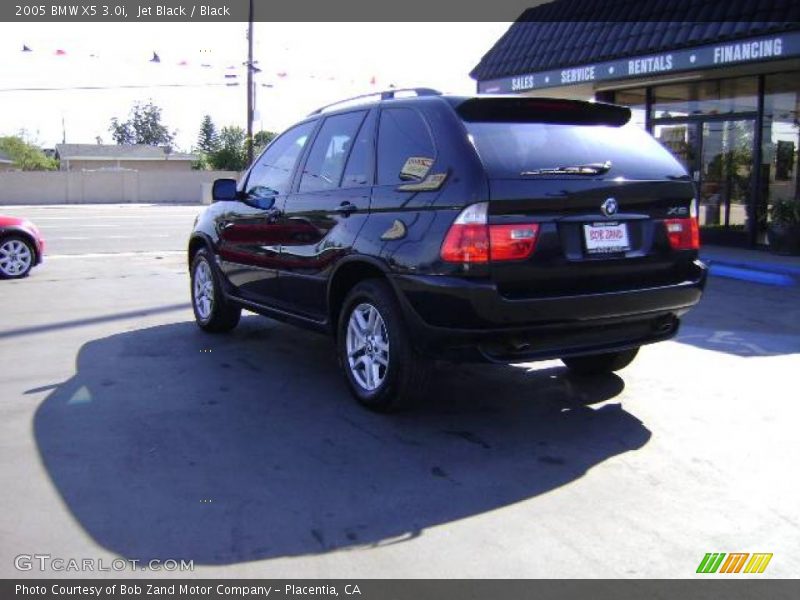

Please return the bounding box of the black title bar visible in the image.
[4,580,800,600]
[3,0,796,22]
[5,0,527,22]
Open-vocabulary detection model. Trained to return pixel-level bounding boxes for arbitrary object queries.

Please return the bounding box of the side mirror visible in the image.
[212,178,239,202]
[250,196,275,210]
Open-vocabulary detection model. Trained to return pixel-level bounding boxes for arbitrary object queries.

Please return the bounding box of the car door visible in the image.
[217,120,317,305]
[276,109,376,319]
[367,105,443,267]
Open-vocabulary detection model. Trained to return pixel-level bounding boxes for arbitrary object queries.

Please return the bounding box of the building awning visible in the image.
[471,0,800,94]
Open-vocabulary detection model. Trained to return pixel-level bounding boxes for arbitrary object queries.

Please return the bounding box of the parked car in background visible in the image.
[187,89,707,412]
[0,215,45,279]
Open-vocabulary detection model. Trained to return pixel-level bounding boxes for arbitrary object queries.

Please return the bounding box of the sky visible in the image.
[0,22,510,151]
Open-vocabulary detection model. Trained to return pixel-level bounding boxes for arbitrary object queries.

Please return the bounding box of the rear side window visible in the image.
[465,121,686,181]
[341,110,377,188]
[246,121,315,197]
[377,108,435,185]
[299,110,367,193]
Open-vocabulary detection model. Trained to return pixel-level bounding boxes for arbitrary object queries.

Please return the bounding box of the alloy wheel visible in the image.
[346,302,390,391]
[0,239,33,277]
[193,260,215,320]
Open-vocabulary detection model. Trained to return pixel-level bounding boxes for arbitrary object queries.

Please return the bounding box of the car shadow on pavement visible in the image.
[33,316,650,565]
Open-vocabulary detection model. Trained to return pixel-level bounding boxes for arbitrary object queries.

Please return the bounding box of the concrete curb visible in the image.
[701,254,798,287]
[706,263,795,287]
[701,256,800,277]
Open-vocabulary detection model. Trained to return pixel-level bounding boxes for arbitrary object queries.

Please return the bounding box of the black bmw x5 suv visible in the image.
[188,88,706,411]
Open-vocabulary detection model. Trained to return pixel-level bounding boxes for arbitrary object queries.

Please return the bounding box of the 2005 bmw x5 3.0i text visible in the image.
[188,89,707,411]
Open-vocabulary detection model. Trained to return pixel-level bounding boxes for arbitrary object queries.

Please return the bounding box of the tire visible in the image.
[190,248,241,333]
[561,347,640,376]
[0,235,35,279]
[337,279,431,412]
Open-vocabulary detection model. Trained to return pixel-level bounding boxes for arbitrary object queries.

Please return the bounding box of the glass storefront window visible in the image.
[613,88,647,129]
[761,71,800,238]
[607,71,798,245]
[653,77,758,119]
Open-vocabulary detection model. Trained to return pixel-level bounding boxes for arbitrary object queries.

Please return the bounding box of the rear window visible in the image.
[377,108,435,185]
[465,121,687,181]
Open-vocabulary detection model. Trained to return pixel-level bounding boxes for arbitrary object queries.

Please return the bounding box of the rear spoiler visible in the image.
[455,97,631,127]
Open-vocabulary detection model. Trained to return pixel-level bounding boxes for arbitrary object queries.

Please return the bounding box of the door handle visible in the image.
[334,202,356,216]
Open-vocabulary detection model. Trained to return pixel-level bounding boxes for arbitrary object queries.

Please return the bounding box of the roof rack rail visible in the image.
[308,88,442,116]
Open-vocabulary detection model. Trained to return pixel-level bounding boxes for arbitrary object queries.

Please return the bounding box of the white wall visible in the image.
[0,170,240,205]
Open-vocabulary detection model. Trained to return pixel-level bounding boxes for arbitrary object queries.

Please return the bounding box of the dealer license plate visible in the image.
[583,222,630,254]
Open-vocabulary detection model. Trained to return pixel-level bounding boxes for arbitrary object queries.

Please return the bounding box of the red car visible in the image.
[0,215,45,279]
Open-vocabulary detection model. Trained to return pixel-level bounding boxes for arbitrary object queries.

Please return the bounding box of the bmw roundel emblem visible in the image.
[601,197,618,217]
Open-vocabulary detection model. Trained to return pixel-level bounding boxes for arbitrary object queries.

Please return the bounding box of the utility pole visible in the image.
[246,0,255,167]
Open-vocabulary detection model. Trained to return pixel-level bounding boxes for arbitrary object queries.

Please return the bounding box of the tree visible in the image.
[202,126,277,171]
[109,117,135,145]
[253,130,277,156]
[208,126,247,171]
[109,101,175,147]
[197,115,219,154]
[0,136,58,171]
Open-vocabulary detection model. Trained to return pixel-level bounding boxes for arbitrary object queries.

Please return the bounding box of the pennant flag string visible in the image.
[16,43,386,88]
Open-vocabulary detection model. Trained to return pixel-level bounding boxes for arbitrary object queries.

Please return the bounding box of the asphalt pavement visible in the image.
[1,204,799,578]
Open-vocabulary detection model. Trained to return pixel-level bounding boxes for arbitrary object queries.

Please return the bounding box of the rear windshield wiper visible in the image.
[520,161,612,176]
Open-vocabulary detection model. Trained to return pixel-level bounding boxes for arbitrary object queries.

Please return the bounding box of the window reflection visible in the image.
[653,77,758,119]
[699,120,754,232]
[761,71,800,240]
[654,123,697,172]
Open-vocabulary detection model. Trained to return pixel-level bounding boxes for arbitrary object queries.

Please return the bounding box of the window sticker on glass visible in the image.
[399,156,434,181]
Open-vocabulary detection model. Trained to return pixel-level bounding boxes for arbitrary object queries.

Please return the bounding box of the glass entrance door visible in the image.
[698,119,755,243]
[655,118,755,245]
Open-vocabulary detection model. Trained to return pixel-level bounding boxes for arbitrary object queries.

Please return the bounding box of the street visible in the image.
[1,204,799,578]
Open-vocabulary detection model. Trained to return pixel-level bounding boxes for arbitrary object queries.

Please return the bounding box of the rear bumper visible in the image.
[388,260,707,362]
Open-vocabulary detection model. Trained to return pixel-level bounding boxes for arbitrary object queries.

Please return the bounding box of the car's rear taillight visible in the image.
[664,217,700,250]
[441,202,539,263]
[489,224,540,260]
[441,203,490,263]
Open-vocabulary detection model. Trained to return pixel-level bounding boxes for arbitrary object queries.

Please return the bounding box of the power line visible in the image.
[0,82,240,93]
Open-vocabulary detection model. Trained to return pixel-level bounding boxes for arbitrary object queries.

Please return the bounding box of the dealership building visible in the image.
[472,0,800,246]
